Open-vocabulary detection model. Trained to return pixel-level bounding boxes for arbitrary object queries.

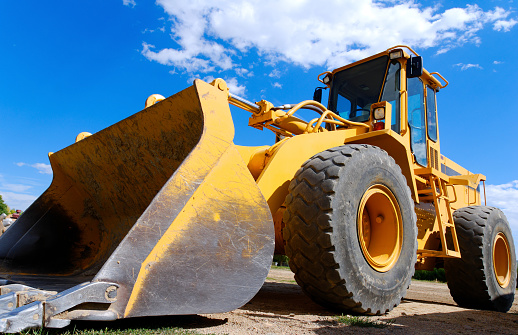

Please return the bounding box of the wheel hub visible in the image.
[493,232,511,288]
[358,185,403,272]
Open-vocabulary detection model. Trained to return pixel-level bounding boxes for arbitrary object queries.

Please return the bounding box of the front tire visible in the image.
[445,206,516,312]
[283,144,417,314]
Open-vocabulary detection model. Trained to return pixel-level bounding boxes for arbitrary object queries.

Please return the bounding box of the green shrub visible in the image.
[272,255,289,266]
[413,268,446,282]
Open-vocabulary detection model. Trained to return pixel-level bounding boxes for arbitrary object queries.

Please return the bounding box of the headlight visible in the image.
[322,74,331,84]
[374,107,385,120]
[389,50,403,59]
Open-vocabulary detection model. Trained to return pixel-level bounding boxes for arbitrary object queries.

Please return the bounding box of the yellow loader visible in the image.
[0,46,514,332]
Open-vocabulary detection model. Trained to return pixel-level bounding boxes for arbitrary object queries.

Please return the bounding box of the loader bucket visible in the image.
[0,79,274,331]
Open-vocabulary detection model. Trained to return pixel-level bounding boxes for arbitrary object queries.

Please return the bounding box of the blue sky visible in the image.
[1,1,517,242]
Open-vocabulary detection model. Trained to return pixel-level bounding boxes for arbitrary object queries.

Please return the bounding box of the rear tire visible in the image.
[444,206,516,312]
[283,144,417,314]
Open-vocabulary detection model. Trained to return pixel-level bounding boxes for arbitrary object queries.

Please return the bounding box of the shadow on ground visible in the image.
[31,280,518,334]
[241,281,335,316]
[311,309,518,334]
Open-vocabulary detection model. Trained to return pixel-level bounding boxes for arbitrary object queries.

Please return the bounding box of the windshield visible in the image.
[329,56,389,122]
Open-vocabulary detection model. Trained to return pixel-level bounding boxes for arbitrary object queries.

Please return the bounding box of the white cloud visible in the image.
[187,75,246,96]
[16,162,52,175]
[494,18,518,32]
[235,67,253,77]
[269,69,281,78]
[272,82,282,89]
[123,0,136,8]
[143,43,216,73]
[486,180,518,245]
[493,60,503,65]
[486,181,518,212]
[2,184,32,193]
[454,63,483,71]
[225,77,246,96]
[0,191,37,211]
[143,1,517,74]
[0,174,46,210]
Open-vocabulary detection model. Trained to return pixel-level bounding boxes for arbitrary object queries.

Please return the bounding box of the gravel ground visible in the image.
[73,267,516,334]
[186,268,518,335]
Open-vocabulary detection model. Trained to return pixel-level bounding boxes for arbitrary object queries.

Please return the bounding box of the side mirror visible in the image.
[313,87,325,103]
[407,56,423,78]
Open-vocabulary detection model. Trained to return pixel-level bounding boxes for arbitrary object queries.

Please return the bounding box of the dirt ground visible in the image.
[185,267,518,335]
[72,267,517,334]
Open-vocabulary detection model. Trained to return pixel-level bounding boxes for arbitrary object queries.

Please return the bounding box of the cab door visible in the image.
[407,77,427,167]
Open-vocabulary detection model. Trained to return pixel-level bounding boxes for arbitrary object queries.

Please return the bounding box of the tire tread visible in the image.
[284,144,416,314]
[445,206,516,311]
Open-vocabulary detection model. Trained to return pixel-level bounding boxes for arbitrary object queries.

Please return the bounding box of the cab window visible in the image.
[380,60,401,133]
[426,86,438,142]
[407,77,427,166]
[330,56,388,122]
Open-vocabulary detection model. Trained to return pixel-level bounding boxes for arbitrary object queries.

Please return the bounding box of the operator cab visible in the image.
[317,46,447,168]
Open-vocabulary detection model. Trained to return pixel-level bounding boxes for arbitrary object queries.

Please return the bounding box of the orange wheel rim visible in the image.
[357,185,403,272]
[493,232,511,288]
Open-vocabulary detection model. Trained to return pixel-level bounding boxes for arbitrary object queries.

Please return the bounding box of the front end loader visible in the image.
[0,80,275,332]
[0,45,514,332]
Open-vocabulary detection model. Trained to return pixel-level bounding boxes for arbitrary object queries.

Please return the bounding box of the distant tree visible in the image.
[0,195,8,215]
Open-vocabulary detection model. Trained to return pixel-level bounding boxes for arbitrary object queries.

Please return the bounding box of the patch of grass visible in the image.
[335,315,394,328]
[266,276,296,283]
[270,265,290,270]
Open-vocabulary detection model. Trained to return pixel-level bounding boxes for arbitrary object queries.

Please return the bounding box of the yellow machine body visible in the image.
[229,46,486,262]
[0,46,509,332]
